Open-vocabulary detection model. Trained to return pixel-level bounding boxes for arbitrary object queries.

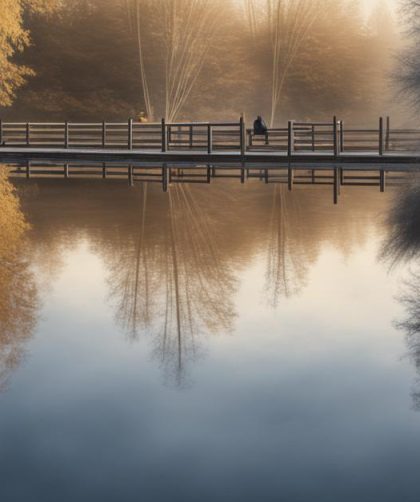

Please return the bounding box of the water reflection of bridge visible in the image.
[7,161,414,204]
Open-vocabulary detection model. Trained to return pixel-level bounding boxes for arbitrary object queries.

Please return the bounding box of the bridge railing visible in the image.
[247,121,338,152]
[387,129,420,152]
[0,119,244,153]
[164,121,241,152]
[1,116,419,155]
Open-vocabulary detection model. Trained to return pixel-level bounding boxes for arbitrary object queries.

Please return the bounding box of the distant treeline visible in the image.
[0,0,401,124]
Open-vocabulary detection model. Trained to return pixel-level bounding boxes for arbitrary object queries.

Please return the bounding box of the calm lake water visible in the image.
[2,176,420,501]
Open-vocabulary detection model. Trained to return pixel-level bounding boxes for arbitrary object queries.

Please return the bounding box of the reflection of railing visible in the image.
[9,161,410,205]
[1,116,419,156]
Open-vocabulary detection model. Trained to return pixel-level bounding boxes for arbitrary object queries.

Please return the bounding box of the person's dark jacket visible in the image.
[254,117,268,135]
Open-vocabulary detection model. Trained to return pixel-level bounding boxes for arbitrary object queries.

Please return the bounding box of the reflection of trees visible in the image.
[396,270,420,409]
[380,176,420,267]
[0,171,38,389]
[107,183,236,385]
[381,175,420,409]
[109,183,160,337]
[18,178,391,385]
[265,184,309,306]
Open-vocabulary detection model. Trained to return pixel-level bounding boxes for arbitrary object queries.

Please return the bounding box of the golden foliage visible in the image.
[0,170,38,389]
[0,0,60,106]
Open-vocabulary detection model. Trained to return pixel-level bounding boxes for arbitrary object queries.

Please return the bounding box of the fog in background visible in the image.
[0,0,413,126]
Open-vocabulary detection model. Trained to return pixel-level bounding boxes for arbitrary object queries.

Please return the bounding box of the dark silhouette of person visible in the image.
[254,116,268,135]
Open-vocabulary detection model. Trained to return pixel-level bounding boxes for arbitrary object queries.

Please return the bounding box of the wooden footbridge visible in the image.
[1,116,420,164]
[3,116,420,203]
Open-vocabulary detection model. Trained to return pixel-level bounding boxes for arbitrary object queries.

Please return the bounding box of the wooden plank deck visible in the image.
[2,147,420,166]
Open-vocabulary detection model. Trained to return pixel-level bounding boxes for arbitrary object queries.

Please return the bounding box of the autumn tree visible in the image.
[0,0,60,106]
[398,0,420,108]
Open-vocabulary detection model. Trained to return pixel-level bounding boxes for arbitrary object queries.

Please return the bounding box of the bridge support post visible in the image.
[340,121,344,153]
[385,116,390,152]
[333,116,338,158]
[161,118,167,153]
[379,117,384,156]
[240,115,246,159]
[128,118,133,150]
[207,124,213,154]
[288,120,295,158]
[64,163,69,179]
[288,121,293,157]
[312,125,315,151]
[288,120,294,189]
[64,121,69,148]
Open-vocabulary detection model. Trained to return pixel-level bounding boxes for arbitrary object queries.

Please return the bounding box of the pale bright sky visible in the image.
[363,0,398,17]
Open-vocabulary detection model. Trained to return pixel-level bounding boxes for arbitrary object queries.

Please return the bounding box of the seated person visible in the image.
[253,115,268,135]
[138,111,148,123]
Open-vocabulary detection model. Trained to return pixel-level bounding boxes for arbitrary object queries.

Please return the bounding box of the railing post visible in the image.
[207,124,213,154]
[26,123,30,146]
[161,118,167,153]
[312,124,315,151]
[189,125,193,149]
[385,116,390,151]
[102,121,106,148]
[64,163,69,179]
[128,118,133,150]
[287,120,294,158]
[379,116,384,156]
[64,121,69,148]
[240,115,245,157]
[0,120,3,146]
[333,116,338,157]
[340,121,344,153]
